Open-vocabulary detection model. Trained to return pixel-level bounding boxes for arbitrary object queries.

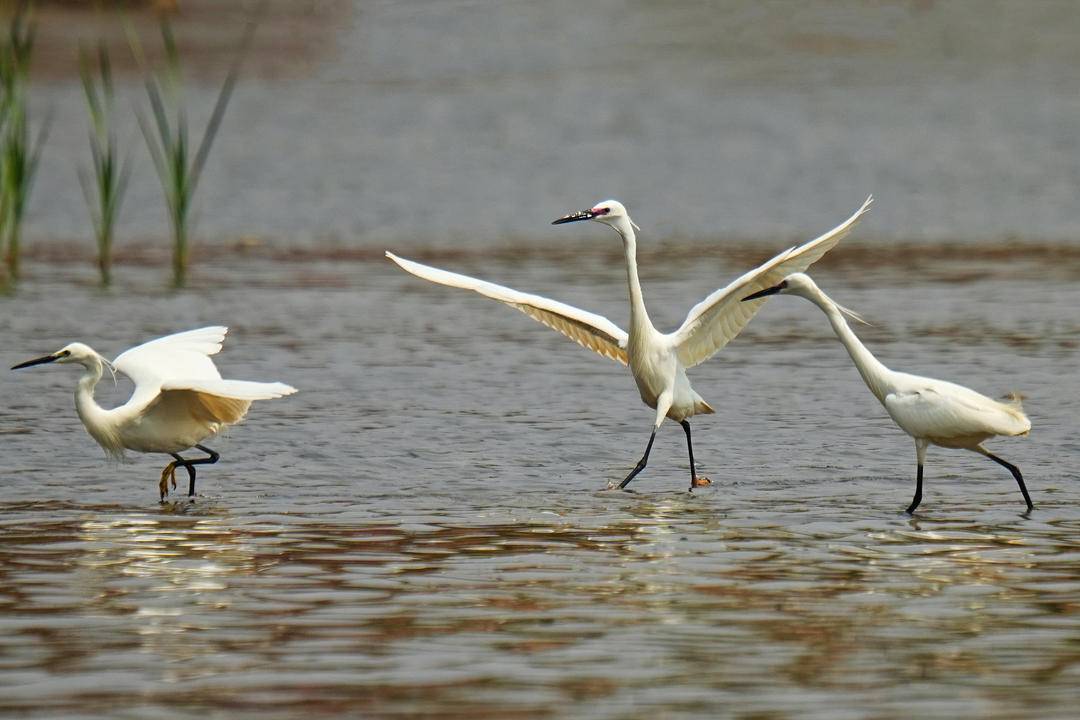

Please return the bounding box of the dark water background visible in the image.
[3,1,1080,717]
[22,0,1080,250]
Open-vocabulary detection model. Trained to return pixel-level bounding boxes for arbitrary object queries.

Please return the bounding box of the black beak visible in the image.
[11,353,61,370]
[552,209,595,225]
[742,282,786,302]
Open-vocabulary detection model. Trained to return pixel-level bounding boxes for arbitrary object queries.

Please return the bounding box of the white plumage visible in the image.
[742,272,1033,513]
[12,326,296,501]
[388,196,872,490]
[384,256,631,364]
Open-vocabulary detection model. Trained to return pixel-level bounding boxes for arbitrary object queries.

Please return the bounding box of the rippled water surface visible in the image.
[5,1,1080,715]
[2,252,1078,718]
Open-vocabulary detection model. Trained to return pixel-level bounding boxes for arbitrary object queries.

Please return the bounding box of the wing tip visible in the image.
[248,382,297,399]
[385,250,415,273]
[190,325,229,349]
[848,194,874,223]
[240,381,299,399]
[850,194,874,223]
[194,325,229,336]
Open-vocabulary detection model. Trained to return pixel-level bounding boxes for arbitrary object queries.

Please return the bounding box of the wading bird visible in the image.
[742,273,1032,513]
[387,196,872,491]
[12,326,296,501]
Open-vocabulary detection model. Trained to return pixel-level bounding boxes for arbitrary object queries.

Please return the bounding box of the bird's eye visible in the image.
[594,207,610,216]
[59,350,71,357]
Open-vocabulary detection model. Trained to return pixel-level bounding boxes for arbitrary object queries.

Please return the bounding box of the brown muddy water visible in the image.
[1,249,1078,719]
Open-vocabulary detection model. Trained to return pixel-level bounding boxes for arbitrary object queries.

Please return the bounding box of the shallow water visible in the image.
[1,252,1078,718]
[7,1,1080,715]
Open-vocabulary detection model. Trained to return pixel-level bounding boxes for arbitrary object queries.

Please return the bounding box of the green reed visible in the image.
[132,18,252,288]
[78,43,130,287]
[0,4,49,287]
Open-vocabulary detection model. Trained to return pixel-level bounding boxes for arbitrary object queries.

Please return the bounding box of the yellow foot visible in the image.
[159,462,178,501]
[690,476,712,489]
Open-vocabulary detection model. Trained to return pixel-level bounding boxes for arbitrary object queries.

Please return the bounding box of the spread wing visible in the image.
[671,196,872,368]
[113,326,229,410]
[885,381,1031,441]
[155,379,298,426]
[113,326,298,417]
[386,252,629,365]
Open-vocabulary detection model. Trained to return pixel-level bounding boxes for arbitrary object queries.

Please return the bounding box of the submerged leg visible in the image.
[679,420,711,489]
[616,430,657,490]
[906,439,929,514]
[982,451,1033,511]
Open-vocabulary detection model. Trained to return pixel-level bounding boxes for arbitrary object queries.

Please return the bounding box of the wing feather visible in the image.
[161,390,253,426]
[113,326,227,384]
[672,196,872,367]
[112,327,229,411]
[147,380,297,429]
[386,252,629,365]
[885,380,1031,442]
[161,378,298,400]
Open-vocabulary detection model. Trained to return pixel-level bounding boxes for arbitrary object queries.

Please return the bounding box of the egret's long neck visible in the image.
[806,287,893,403]
[616,218,654,335]
[73,355,112,437]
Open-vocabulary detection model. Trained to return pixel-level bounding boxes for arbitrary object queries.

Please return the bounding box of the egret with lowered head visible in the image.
[387,196,872,491]
[12,326,297,501]
[742,273,1033,513]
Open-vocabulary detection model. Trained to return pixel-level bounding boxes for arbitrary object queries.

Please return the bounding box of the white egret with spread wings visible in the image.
[12,326,296,501]
[387,196,872,490]
[743,273,1033,513]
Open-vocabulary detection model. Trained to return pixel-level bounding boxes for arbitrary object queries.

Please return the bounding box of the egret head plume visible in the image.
[835,301,873,326]
[104,356,119,386]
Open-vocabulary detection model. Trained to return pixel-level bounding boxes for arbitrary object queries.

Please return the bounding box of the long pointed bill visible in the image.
[552,210,596,225]
[741,283,786,302]
[11,353,61,370]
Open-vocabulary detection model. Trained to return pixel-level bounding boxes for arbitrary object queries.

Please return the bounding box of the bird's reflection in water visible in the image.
[75,510,255,679]
[0,493,1072,717]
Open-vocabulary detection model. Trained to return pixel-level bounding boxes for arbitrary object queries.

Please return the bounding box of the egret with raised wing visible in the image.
[12,326,297,501]
[742,273,1033,513]
[387,196,872,490]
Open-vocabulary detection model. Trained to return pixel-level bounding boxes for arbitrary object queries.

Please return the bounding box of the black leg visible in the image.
[169,445,220,498]
[906,464,923,514]
[184,445,220,496]
[170,452,195,492]
[618,430,657,490]
[679,420,707,489]
[985,453,1033,511]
